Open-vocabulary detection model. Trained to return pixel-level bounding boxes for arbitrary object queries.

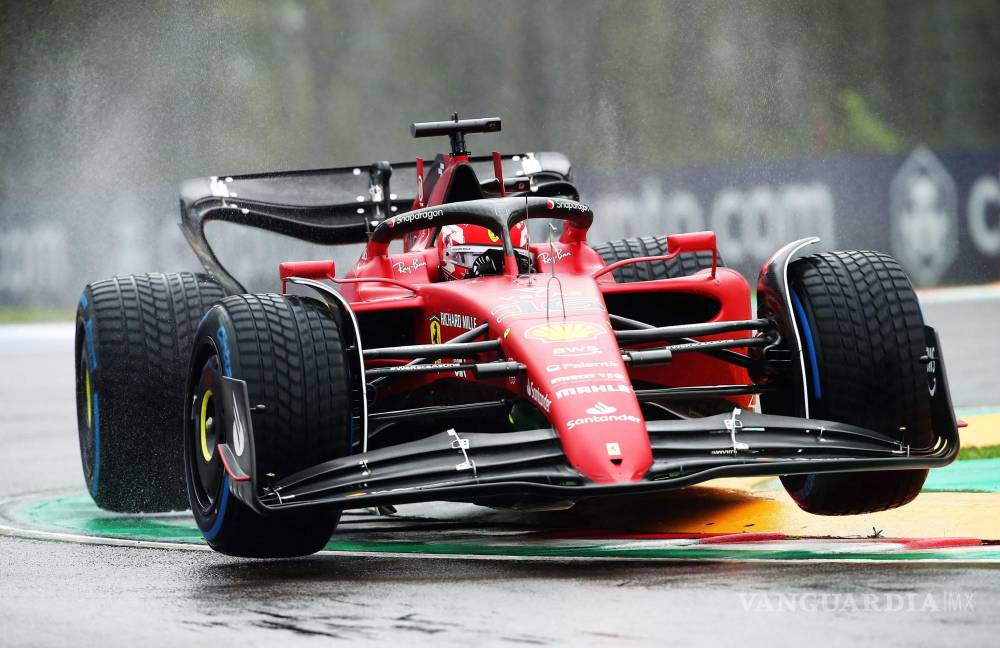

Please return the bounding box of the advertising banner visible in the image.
[1,148,998,307]
[582,148,1000,286]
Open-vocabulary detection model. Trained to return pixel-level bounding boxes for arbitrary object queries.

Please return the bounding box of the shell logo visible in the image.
[487,230,500,243]
[524,321,605,343]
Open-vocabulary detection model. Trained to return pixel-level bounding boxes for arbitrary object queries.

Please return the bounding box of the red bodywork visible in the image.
[281,153,753,486]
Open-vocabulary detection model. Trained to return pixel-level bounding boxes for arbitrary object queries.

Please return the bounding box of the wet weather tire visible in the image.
[776,251,933,515]
[75,273,225,512]
[184,294,351,558]
[592,236,719,282]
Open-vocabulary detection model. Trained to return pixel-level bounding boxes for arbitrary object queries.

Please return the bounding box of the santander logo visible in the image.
[566,401,641,430]
[585,402,616,416]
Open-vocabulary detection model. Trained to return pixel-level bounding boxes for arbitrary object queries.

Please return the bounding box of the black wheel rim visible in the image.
[190,353,224,513]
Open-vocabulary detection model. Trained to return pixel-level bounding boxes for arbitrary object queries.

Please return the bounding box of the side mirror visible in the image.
[666,231,718,278]
[279,260,336,293]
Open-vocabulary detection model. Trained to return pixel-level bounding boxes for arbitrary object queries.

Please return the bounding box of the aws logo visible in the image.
[524,321,605,344]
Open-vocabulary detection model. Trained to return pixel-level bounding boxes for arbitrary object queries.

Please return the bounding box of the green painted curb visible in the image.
[9,493,1000,562]
[924,457,1000,493]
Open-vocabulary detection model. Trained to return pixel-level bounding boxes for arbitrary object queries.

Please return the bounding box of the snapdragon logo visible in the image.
[388,209,444,228]
[546,199,590,212]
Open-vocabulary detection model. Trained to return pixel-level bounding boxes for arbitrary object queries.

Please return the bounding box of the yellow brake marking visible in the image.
[199,390,214,462]
[85,370,92,427]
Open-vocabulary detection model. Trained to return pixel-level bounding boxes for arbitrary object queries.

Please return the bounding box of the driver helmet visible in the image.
[439,222,532,280]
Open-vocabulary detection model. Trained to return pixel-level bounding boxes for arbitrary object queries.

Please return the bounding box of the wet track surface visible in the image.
[2,291,999,646]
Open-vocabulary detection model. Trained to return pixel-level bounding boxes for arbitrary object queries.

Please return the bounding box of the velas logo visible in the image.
[551,372,626,386]
[524,321,605,344]
[586,402,616,415]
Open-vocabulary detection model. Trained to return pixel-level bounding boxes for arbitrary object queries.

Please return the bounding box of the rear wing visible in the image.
[178,153,572,294]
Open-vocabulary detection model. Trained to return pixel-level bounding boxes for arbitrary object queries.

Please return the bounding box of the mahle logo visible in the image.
[524,321,605,344]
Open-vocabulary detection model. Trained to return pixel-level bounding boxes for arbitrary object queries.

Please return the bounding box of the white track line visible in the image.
[917,283,1000,305]
[3,521,997,564]
[0,322,74,351]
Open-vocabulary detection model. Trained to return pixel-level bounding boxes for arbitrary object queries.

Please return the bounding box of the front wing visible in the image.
[213,326,959,514]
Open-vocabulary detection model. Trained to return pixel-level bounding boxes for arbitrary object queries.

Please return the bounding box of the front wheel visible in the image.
[769,250,933,515]
[184,294,352,557]
[75,272,224,512]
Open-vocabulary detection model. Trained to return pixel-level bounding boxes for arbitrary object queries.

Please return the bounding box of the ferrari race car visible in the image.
[75,115,959,557]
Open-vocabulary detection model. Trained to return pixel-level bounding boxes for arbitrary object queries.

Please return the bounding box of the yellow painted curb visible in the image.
[565,487,1000,540]
[674,488,1000,539]
[961,413,1000,448]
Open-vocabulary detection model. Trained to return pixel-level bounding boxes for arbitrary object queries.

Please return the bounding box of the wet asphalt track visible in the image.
[1,292,999,647]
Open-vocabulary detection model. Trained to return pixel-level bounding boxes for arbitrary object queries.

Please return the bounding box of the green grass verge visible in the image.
[958,445,1000,461]
[0,307,75,324]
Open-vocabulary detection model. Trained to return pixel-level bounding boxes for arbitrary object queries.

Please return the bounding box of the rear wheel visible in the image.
[772,250,932,515]
[592,235,719,282]
[75,272,224,512]
[184,294,351,557]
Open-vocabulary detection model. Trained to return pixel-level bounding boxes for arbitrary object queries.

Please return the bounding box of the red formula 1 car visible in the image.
[74,116,959,557]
